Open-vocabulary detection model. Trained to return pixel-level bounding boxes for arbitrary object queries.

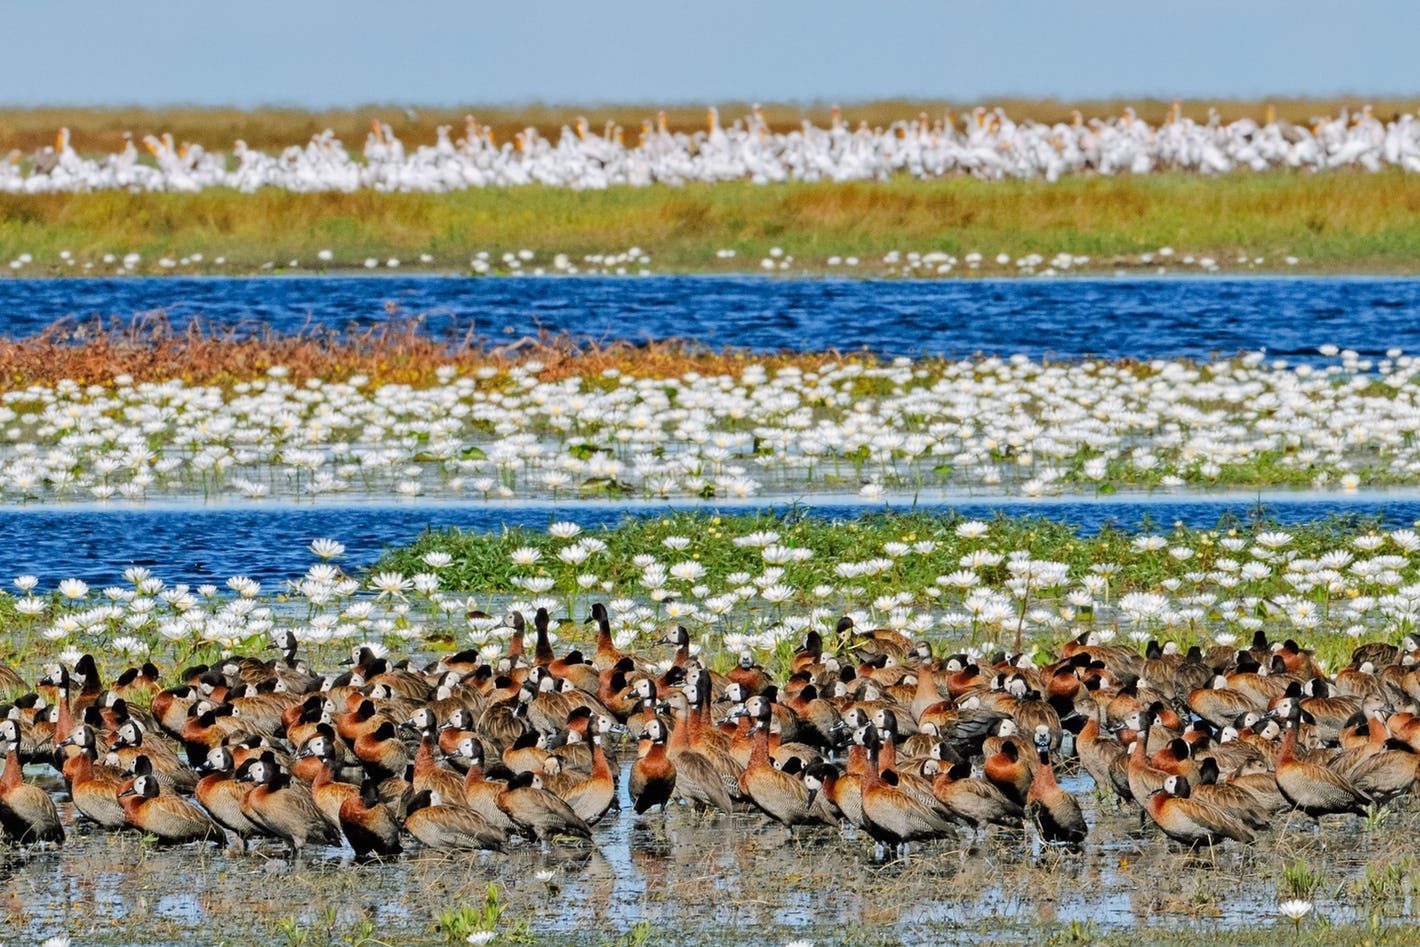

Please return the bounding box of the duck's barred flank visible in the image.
[5,608,1420,859]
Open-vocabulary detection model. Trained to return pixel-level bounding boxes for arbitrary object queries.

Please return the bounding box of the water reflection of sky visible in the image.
[3,275,1419,361]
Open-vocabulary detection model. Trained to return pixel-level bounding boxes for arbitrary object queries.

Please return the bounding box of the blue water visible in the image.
[0,495,1405,587]
[3,274,1420,584]
[5,274,1420,359]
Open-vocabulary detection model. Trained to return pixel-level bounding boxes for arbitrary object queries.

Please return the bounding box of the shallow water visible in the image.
[6,274,1420,360]
[0,492,1411,586]
[5,764,1416,946]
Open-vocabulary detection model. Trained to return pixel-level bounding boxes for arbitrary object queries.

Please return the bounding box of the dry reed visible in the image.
[0,313,873,390]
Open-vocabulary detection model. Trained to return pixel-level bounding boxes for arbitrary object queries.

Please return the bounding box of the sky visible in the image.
[6,0,1416,108]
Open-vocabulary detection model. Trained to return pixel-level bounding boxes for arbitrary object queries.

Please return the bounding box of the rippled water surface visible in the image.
[6,275,1420,359]
[0,494,1412,586]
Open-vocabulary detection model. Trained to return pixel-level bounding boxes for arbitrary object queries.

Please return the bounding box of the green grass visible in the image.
[3,172,1420,275]
[368,507,1404,673]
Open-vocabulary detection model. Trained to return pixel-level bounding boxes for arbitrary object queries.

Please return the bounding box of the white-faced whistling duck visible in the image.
[737,695,814,829]
[338,779,403,858]
[629,717,676,815]
[1148,774,1256,847]
[57,723,128,831]
[118,773,223,845]
[405,715,468,806]
[1025,735,1087,845]
[0,718,64,845]
[1274,705,1373,819]
[457,736,521,836]
[236,753,340,855]
[296,731,361,833]
[561,718,617,824]
[662,690,733,814]
[497,770,592,841]
[194,745,264,848]
[923,758,1024,831]
[587,602,626,671]
[856,724,956,853]
[404,789,506,851]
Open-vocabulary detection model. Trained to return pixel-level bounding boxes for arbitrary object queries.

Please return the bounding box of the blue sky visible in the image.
[7,1,1415,107]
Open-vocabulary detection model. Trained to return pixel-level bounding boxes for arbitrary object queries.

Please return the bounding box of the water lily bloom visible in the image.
[1278,899,1312,921]
[309,538,346,559]
[510,547,542,566]
[421,551,453,569]
[369,572,411,599]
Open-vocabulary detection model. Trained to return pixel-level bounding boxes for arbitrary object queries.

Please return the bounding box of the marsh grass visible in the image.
[3,172,1420,275]
[0,314,868,389]
[372,508,1399,675]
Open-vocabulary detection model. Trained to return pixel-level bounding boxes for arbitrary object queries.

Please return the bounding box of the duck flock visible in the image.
[8,104,1420,194]
[2,606,1417,859]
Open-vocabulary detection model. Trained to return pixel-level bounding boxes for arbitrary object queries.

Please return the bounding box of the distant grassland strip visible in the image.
[3,172,1420,274]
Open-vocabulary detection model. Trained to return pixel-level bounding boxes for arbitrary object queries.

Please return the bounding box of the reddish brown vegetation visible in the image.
[0,313,872,390]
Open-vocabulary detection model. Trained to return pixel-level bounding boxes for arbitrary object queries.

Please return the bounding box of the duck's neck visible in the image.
[878,733,897,775]
[748,723,770,768]
[413,733,437,776]
[1,746,22,790]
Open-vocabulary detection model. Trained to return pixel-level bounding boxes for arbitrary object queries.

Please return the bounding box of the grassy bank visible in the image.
[3,171,1420,276]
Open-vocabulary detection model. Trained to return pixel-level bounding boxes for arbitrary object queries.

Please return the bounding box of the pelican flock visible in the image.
[6,104,1420,194]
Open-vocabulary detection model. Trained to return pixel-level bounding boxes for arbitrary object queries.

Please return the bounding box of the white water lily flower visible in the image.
[309,538,345,560]
[955,521,990,539]
[1255,531,1294,550]
[15,597,46,616]
[761,584,795,604]
[1278,899,1312,921]
[669,561,707,582]
[509,547,542,566]
[558,544,591,565]
[369,572,411,600]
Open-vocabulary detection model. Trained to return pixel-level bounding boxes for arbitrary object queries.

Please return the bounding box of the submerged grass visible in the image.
[2,172,1420,275]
